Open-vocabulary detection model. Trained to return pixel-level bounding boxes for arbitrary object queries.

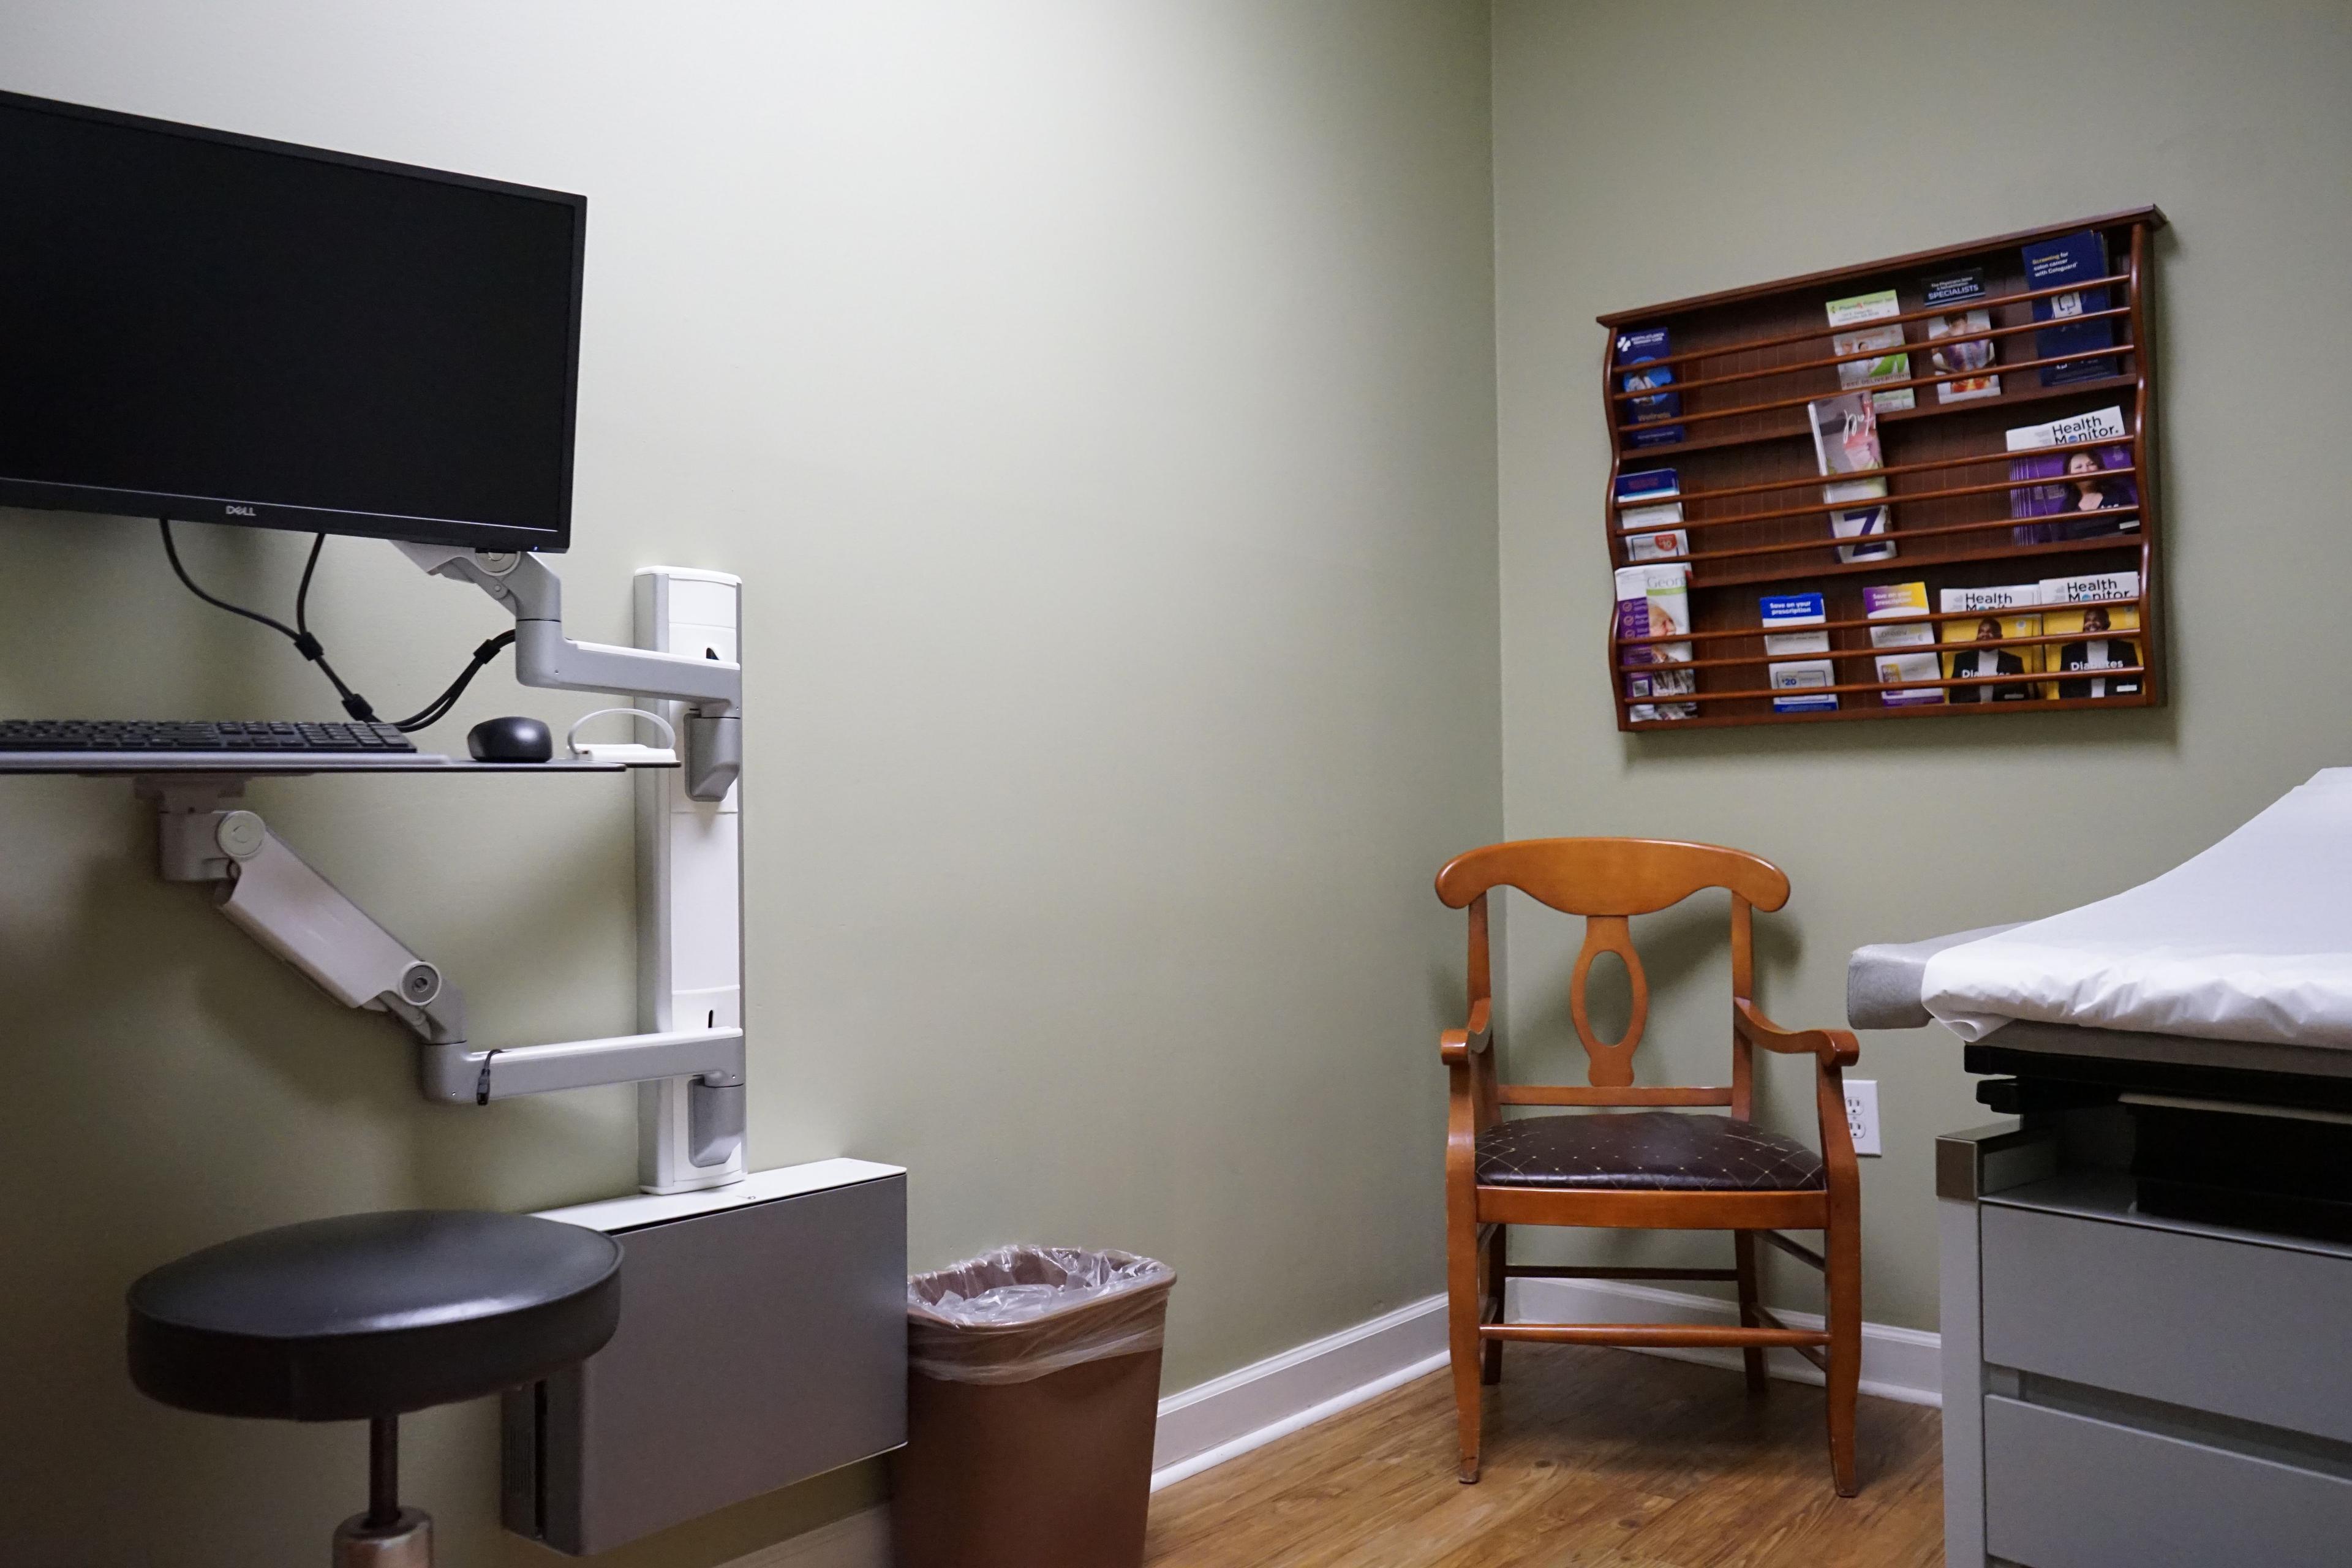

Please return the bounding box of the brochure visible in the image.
[1863,581,1943,706]
[1921,267,2001,403]
[1939,583,2041,703]
[2005,406,2136,543]
[1615,562,1697,720]
[1615,467,1688,562]
[1761,592,1837,712]
[1826,289,1915,412]
[1807,391,1895,562]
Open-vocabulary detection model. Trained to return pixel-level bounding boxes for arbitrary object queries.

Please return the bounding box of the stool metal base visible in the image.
[333,1507,432,1567]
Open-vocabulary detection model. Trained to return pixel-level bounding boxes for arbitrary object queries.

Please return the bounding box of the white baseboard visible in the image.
[1149,1293,1450,1489]
[1508,1276,1942,1407]
[722,1278,1937,1567]
[720,1501,892,1568]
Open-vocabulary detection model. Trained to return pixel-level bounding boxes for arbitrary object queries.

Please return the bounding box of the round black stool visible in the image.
[127,1210,622,1566]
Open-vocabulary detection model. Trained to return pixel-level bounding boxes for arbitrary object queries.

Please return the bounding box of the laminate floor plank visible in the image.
[1596,1384,1921,1562]
[1144,1347,1942,1568]
[1142,1373,1469,1560]
[1143,1340,1631,1561]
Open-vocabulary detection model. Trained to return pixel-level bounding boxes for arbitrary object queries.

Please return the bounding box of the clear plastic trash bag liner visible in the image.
[907,1245,1177,1385]
[1920,768,2352,1049]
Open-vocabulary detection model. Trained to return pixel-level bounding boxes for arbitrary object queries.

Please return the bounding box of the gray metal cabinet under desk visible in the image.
[1940,1128,2352,1568]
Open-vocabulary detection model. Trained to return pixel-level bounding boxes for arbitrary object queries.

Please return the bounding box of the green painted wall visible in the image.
[15,1,2346,1556]
[0,4,1500,1562]
[1490,0,2352,1330]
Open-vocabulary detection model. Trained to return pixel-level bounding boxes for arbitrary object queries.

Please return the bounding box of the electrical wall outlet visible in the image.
[1844,1079,1882,1156]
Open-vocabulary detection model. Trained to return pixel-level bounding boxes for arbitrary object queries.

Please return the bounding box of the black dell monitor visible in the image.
[0,90,584,552]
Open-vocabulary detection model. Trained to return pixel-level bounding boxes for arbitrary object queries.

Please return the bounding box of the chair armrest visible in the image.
[1439,998,1493,1063]
[1734,998,1860,1068]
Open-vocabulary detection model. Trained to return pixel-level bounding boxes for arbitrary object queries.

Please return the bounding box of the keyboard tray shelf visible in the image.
[0,755,666,776]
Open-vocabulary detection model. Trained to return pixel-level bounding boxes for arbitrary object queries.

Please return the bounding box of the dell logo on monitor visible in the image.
[225,504,257,517]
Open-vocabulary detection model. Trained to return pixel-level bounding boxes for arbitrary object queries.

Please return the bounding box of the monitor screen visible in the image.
[0,91,584,551]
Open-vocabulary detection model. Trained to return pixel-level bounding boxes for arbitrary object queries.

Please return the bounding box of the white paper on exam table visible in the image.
[1919,767,2352,1049]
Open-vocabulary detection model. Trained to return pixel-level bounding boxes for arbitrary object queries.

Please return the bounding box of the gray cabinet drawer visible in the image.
[1986,1396,2352,1568]
[1981,1202,2352,1444]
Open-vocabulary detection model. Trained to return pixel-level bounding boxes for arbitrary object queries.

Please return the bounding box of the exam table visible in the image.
[1849,769,2352,1568]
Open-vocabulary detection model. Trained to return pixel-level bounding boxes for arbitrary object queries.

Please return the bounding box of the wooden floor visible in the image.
[1144,1346,1942,1567]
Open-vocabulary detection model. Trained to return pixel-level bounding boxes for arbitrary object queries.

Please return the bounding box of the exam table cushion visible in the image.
[1919,768,2352,1048]
[1846,923,2025,1031]
[1475,1111,1825,1193]
[127,1209,621,1422]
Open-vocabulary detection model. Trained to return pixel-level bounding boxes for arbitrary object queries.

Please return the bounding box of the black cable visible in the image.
[296,533,325,638]
[162,518,379,720]
[389,631,516,733]
[391,633,505,731]
[159,518,302,641]
[160,518,513,731]
[292,532,377,720]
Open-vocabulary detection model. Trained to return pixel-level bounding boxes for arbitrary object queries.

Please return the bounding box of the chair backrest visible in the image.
[1434,838,1790,1108]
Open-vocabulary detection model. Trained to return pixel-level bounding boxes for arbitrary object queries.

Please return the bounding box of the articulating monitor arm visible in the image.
[149,781,746,1168]
[394,543,742,802]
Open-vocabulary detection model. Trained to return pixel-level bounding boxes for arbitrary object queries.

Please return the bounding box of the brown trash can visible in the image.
[893,1246,1177,1568]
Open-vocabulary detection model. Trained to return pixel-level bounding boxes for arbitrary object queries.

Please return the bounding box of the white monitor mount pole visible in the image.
[147,547,750,1195]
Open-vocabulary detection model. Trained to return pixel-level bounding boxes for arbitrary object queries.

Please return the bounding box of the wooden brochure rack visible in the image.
[1600,208,2166,731]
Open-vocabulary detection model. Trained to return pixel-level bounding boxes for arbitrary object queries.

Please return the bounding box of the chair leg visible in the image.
[1733,1231,1768,1394]
[1826,1206,1862,1496]
[1447,1219,1485,1483]
[1480,1224,1506,1386]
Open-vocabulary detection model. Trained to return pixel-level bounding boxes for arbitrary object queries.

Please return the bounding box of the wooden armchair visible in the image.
[1434,837,1861,1494]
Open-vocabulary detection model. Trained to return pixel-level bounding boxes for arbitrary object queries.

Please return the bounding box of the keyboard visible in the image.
[0,719,415,753]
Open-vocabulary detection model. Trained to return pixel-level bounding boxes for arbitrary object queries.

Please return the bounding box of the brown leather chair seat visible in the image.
[1475,1110,1825,1193]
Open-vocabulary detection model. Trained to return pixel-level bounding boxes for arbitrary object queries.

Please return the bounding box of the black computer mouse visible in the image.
[467,715,554,763]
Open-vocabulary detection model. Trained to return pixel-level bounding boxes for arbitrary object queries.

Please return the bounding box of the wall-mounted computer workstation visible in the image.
[0,89,903,1560]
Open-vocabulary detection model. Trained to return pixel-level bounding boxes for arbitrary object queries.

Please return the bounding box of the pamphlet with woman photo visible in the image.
[2006,405,2138,543]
